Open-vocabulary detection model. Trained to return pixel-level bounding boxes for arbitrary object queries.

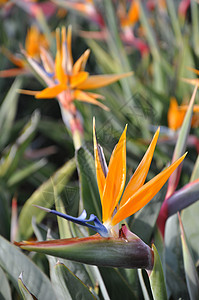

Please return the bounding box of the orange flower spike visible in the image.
[187,67,199,76]
[25,26,39,57]
[168,97,199,130]
[70,72,88,89]
[24,25,133,108]
[102,125,127,224]
[72,49,90,75]
[93,118,106,199]
[167,97,185,130]
[120,127,160,207]
[121,0,140,27]
[35,85,65,99]
[74,90,109,110]
[78,73,133,90]
[25,26,48,58]
[111,153,187,226]
[55,28,66,85]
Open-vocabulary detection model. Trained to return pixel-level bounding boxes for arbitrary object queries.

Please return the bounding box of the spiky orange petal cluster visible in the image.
[93,120,186,227]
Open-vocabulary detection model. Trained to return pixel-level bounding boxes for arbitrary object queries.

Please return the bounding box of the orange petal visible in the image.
[181,78,199,87]
[78,72,133,90]
[70,72,88,88]
[74,90,109,110]
[111,153,187,226]
[25,26,40,57]
[102,126,127,223]
[167,97,185,130]
[179,105,199,113]
[121,1,139,27]
[85,92,105,100]
[93,118,106,199]
[187,67,199,76]
[35,84,65,99]
[72,49,90,75]
[55,28,66,84]
[120,128,160,207]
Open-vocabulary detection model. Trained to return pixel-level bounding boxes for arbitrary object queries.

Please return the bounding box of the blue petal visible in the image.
[48,209,108,237]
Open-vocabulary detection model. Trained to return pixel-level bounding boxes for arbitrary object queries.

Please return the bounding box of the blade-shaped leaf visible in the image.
[0,110,40,179]
[179,214,199,300]
[148,244,167,300]
[190,154,199,182]
[54,185,72,239]
[100,267,137,300]
[54,262,96,299]
[0,78,21,149]
[0,265,12,300]
[18,273,38,300]
[48,255,72,300]
[7,158,47,187]
[18,158,76,239]
[0,235,56,299]
[165,215,189,298]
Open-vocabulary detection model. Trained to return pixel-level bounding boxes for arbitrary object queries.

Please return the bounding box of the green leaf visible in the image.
[0,235,56,299]
[190,155,199,182]
[54,186,72,239]
[190,0,199,56]
[100,267,138,300]
[148,244,167,300]
[0,110,40,179]
[166,0,182,45]
[54,262,96,299]
[0,266,12,300]
[0,78,21,149]
[179,214,199,300]
[7,158,47,187]
[181,201,199,262]
[0,187,10,239]
[18,272,38,300]
[165,215,189,298]
[76,146,101,219]
[18,158,76,239]
[181,153,199,263]
[47,230,94,300]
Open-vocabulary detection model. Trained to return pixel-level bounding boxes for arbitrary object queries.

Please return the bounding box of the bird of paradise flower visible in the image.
[15,119,186,269]
[20,26,133,111]
[0,25,48,77]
